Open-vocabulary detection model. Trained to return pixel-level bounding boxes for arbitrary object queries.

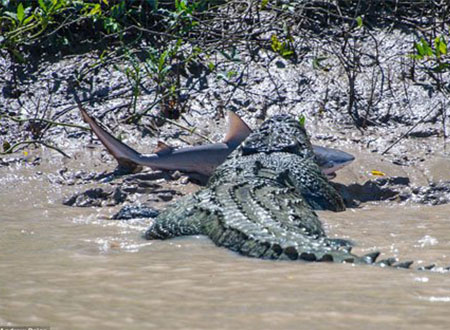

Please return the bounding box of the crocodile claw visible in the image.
[325,238,354,251]
[361,251,380,264]
[377,258,397,267]
[418,264,436,271]
[393,261,414,269]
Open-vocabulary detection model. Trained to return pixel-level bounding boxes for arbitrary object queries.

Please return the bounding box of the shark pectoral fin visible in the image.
[116,158,143,174]
[222,111,252,146]
[153,141,174,155]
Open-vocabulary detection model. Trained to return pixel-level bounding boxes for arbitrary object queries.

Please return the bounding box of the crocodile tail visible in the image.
[352,252,450,273]
[201,207,359,261]
[205,219,450,272]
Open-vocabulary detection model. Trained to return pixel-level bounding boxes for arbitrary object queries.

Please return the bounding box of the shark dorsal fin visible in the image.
[154,141,174,155]
[222,111,252,146]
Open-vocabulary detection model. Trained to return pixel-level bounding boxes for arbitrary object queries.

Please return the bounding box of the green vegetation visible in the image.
[0,0,159,47]
[270,33,294,59]
[412,36,449,72]
[410,34,450,106]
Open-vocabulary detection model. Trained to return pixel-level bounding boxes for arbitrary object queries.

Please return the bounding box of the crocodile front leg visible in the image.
[277,154,346,212]
[144,194,206,239]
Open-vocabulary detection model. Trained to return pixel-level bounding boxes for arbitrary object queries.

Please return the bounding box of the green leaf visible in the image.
[438,38,447,56]
[434,37,441,57]
[421,38,433,57]
[415,41,424,57]
[281,49,293,58]
[89,4,101,16]
[158,50,168,72]
[298,115,305,127]
[17,3,25,23]
[38,0,47,12]
[271,34,280,52]
[355,16,363,28]
[226,70,237,79]
[178,0,187,11]
[409,54,421,60]
[260,0,269,10]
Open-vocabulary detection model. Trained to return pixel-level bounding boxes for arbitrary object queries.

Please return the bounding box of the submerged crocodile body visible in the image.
[144,115,447,270]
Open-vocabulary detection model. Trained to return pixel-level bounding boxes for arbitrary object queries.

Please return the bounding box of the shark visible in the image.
[313,145,355,179]
[77,105,354,178]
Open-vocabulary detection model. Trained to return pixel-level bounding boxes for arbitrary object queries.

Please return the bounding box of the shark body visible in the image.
[78,105,354,177]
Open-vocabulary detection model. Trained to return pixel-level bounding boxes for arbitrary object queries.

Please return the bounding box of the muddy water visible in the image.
[1,153,450,330]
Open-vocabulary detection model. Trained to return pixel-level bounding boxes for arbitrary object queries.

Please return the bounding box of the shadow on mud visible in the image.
[332,177,450,208]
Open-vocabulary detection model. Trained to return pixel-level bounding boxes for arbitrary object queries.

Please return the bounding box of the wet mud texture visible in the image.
[61,169,189,209]
[334,177,450,207]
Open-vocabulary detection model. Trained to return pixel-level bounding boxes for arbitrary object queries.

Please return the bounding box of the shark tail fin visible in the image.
[222,111,252,147]
[78,104,143,173]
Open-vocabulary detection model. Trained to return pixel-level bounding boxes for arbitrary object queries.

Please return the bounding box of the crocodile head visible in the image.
[240,115,315,159]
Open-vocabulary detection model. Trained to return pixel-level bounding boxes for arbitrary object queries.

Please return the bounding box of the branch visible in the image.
[0,140,71,158]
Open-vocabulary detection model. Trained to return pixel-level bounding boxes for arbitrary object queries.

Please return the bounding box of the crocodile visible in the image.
[78,104,354,178]
[144,114,449,271]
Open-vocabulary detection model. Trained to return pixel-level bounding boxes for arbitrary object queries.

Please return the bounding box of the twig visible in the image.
[443,102,447,140]
[3,114,89,131]
[147,114,214,143]
[381,107,436,155]
[0,140,71,158]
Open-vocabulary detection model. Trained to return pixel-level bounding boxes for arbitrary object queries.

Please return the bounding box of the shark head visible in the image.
[312,145,355,178]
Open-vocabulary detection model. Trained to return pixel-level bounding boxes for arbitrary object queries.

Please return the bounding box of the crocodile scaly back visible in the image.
[145,115,448,271]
